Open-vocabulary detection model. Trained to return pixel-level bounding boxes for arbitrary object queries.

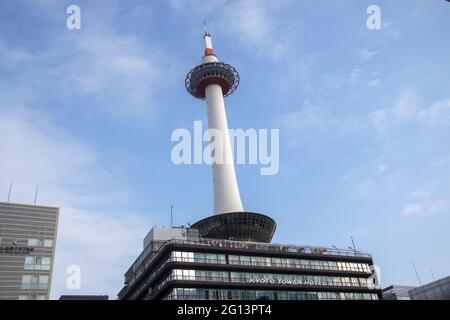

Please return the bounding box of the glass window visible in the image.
[194,252,205,263]
[22,275,32,283]
[25,256,35,265]
[216,254,226,264]
[39,275,48,283]
[240,256,250,265]
[207,271,217,281]
[228,255,239,264]
[43,239,53,248]
[27,239,38,246]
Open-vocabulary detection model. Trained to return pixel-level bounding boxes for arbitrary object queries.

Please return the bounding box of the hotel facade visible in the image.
[118,226,381,300]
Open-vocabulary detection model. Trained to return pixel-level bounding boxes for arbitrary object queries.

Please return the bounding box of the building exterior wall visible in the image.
[118,230,382,300]
[409,276,450,300]
[382,285,416,300]
[0,202,59,300]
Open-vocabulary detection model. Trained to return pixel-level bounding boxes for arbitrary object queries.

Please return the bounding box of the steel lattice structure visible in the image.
[185,62,240,100]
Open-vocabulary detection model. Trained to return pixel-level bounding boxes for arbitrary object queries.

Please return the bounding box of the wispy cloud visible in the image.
[367,79,381,87]
[322,67,362,89]
[0,108,151,298]
[279,99,362,146]
[357,49,379,61]
[0,7,169,122]
[375,164,389,174]
[402,200,449,216]
[371,92,450,133]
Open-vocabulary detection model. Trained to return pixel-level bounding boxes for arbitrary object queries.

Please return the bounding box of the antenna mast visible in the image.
[34,184,39,206]
[7,182,13,203]
[412,261,422,285]
[350,236,356,250]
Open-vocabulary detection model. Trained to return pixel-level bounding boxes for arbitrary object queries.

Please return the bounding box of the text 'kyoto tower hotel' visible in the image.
[118,32,382,301]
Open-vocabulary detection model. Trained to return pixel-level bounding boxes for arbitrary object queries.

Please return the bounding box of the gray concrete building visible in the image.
[0,202,59,300]
[409,276,450,300]
[382,285,416,300]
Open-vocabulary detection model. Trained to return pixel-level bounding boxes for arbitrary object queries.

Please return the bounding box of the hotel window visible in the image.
[43,239,53,248]
[230,272,242,283]
[329,261,338,270]
[208,271,219,281]
[270,258,279,267]
[21,275,33,289]
[250,256,259,266]
[42,256,51,266]
[27,238,53,248]
[24,256,51,270]
[182,269,195,280]
[216,254,226,264]
[24,256,36,268]
[228,255,239,265]
[181,251,194,262]
[173,269,182,279]
[172,251,181,259]
[27,239,39,246]
[22,275,48,290]
[240,256,251,266]
[193,252,205,263]
[207,253,217,263]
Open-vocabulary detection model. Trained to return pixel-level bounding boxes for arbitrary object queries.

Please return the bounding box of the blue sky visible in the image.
[1,0,450,298]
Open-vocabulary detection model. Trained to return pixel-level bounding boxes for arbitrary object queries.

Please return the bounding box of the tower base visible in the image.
[191,212,276,243]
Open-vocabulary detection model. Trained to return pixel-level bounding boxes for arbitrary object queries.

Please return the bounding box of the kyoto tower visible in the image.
[185,31,243,215]
[186,31,276,243]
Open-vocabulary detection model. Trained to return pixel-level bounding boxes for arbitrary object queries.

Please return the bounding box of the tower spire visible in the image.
[203,26,214,57]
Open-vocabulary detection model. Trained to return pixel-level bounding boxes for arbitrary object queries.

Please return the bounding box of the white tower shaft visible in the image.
[205,83,244,214]
[186,32,244,215]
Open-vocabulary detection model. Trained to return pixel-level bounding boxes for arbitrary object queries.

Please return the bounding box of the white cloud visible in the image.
[0,7,169,122]
[0,108,152,299]
[422,99,450,126]
[402,200,449,216]
[52,206,148,299]
[322,67,362,89]
[402,203,425,216]
[348,178,377,199]
[357,49,379,61]
[411,189,432,198]
[0,39,34,68]
[367,79,381,87]
[280,99,362,146]
[168,0,226,12]
[222,0,272,45]
[62,32,162,118]
[371,92,450,132]
[217,0,292,59]
[376,164,388,174]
